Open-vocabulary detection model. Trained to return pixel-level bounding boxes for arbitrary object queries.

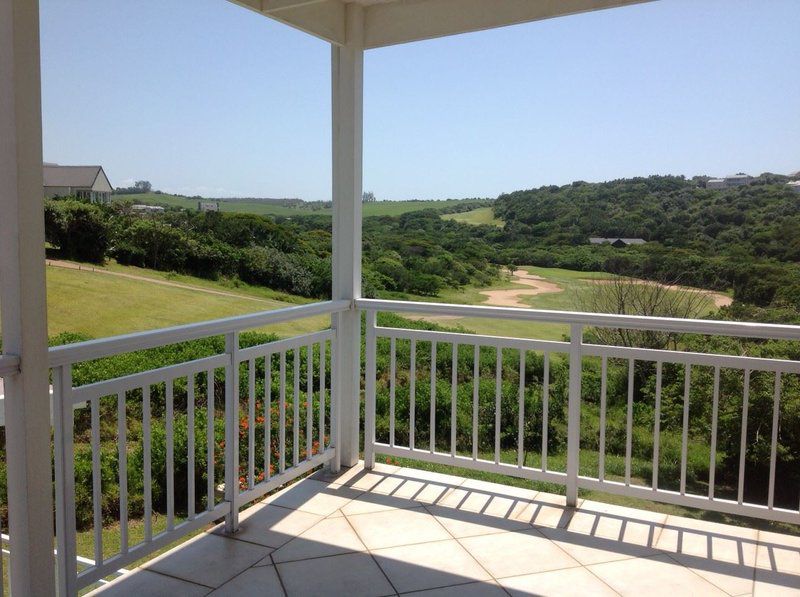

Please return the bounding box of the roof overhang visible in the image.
[228,0,656,48]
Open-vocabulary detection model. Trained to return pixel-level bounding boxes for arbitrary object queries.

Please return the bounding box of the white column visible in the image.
[0,0,57,594]
[331,3,364,469]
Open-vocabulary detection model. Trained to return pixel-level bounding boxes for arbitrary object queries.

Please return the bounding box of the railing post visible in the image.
[53,365,77,596]
[329,314,342,473]
[363,310,377,469]
[566,324,583,507]
[224,331,240,533]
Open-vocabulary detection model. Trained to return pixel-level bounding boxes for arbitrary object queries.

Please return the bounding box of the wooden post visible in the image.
[0,0,57,592]
[331,3,364,470]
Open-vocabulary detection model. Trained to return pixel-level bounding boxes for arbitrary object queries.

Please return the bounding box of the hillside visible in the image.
[112,192,489,218]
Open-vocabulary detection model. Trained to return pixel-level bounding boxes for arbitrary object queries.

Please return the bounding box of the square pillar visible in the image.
[0,0,56,594]
[331,3,364,469]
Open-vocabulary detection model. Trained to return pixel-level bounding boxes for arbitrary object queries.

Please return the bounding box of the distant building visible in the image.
[787,181,800,194]
[706,173,754,190]
[43,163,113,203]
[198,201,219,212]
[131,204,165,214]
[589,237,646,248]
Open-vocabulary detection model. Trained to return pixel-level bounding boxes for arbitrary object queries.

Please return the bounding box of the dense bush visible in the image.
[44,199,110,263]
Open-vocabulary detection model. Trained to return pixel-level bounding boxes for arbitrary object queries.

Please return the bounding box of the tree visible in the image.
[44,199,110,263]
[135,180,152,193]
[362,191,376,203]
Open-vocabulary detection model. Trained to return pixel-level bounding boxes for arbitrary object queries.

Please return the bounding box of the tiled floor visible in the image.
[93,463,800,596]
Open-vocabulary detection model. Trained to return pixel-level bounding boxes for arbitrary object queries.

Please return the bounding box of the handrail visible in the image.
[0,354,21,377]
[48,299,350,367]
[357,298,800,340]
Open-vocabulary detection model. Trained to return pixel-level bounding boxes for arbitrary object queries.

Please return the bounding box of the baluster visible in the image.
[679,364,691,495]
[90,395,103,564]
[708,366,720,499]
[410,340,416,451]
[625,359,634,486]
[599,355,607,482]
[248,359,256,489]
[566,324,583,507]
[143,385,152,542]
[166,379,175,530]
[472,345,479,461]
[279,352,286,474]
[430,341,437,454]
[265,355,272,481]
[54,365,77,596]
[307,344,313,459]
[450,343,457,457]
[118,391,129,551]
[652,362,663,491]
[768,372,782,509]
[364,311,377,467]
[187,375,195,520]
[293,348,300,467]
[224,331,240,533]
[517,350,525,468]
[738,369,751,505]
[319,342,326,451]
[390,338,397,448]
[206,369,214,510]
[494,348,501,465]
[542,352,549,472]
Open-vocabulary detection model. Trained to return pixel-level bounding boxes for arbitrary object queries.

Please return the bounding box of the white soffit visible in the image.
[228,0,655,48]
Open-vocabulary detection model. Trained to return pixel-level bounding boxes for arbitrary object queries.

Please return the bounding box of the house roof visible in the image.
[229,0,654,49]
[590,237,646,245]
[43,164,104,188]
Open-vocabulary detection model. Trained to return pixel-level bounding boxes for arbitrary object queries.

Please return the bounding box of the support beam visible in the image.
[0,0,57,594]
[331,3,364,469]
[363,0,655,49]
[229,0,346,46]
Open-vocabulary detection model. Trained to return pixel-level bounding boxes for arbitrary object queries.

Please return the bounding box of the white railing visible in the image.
[0,355,15,597]
[359,298,800,526]
[49,300,347,594]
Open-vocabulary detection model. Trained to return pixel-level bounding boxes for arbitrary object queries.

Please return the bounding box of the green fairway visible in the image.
[42,262,329,342]
[112,193,487,218]
[441,206,503,227]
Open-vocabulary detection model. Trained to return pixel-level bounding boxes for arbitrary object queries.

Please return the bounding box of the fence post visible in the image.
[53,364,77,595]
[224,331,240,533]
[329,313,341,473]
[363,310,377,469]
[566,324,583,507]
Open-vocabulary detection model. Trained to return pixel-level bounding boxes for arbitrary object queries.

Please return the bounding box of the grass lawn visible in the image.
[112,193,486,218]
[393,266,722,341]
[40,263,329,342]
[441,206,503,227]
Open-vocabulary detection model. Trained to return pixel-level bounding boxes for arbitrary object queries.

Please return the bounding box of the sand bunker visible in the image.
[479,269,563,308]
[588,279,732,308]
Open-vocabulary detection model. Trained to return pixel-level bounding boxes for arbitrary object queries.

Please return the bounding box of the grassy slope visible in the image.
[42,263,328,341]
[113,193,485,218]
[441,206,503,227]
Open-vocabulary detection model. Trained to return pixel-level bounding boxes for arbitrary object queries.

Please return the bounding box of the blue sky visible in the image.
[40,0,799,201]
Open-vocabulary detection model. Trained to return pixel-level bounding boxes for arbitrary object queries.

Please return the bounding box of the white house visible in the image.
[43,163,113,204]
[788,180,800,194]
[707,173,754,190]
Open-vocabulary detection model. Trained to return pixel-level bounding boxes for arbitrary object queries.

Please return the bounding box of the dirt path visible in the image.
[588,279,733,308]
[46,259,286,305]
[479,269,563,308]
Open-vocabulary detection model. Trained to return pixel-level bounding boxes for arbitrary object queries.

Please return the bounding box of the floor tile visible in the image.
[90,569,209,596]
[520,491,579,529]
[753,529,800,596]
[499,566,618,597]
[588,553,728,596]
[271,515,366,563]
[432,479,539,525]
[539,525,661,565]
[568,499,665,548]
[341,489,421,515]
[312,461,400,489]
[144,533,272,588]
[357,469,461,506]
[208,565,285,596]
[404,579,507,596]
[459,527,580,577]
[277,551,395,596]
[347,505,451,549]
[214,503,323,548]
[426,504,532,538]
[656,514,758,565]
[265,479,363,516]
[374,539,491,593]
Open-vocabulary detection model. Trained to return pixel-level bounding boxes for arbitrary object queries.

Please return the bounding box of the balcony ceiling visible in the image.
[228,0,655,49]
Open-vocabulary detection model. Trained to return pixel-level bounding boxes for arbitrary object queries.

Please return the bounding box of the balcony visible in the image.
[91,461,800,596]
[1,298,795,594]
